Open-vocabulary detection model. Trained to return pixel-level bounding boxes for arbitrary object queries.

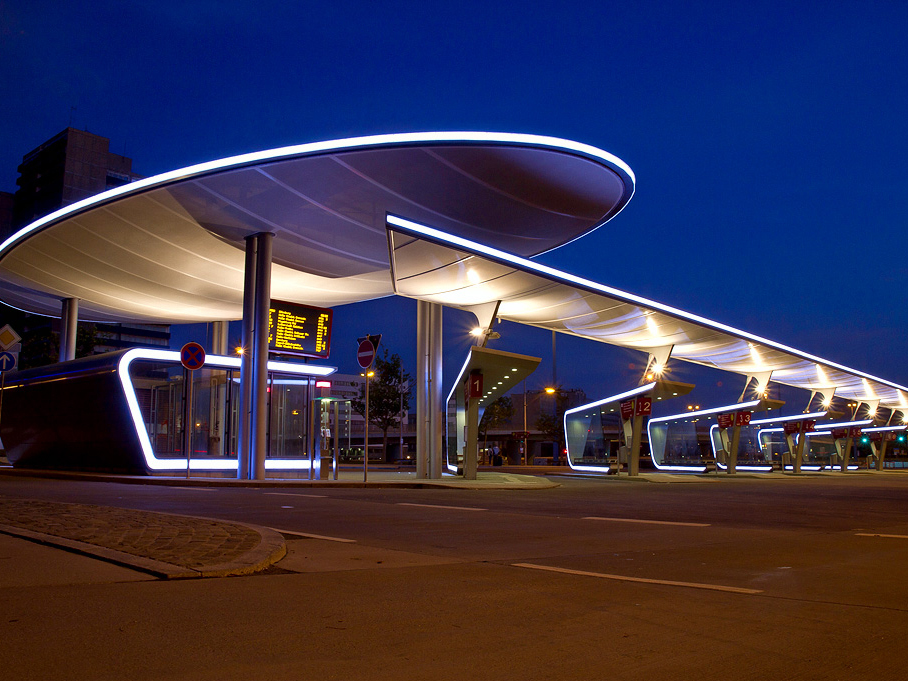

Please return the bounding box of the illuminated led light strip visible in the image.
[117,348,335,472]
[564,383,657,418]
[646,400,762,473]
[750,410,827,426]
[0,131,634,260]
[387,215,908,400]
[648,399,762,423]
[444,351,478,473]
[862,425,908,432]
[565,383,657,473]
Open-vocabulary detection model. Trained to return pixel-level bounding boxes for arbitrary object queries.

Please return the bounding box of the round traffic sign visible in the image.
[357,339,375,369]
[180,342,206,371]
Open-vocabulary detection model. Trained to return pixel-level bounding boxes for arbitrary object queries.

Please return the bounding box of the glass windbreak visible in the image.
[128,359,323,462]
[757,429,788,464]
[707,424,768,466]
[129,360,238,459]
[648,416,713,468]
[651,418,706,467]
[565,402,624,469]
[445,394,462,472]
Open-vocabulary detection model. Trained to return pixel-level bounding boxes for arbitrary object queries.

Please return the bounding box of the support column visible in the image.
[417,301,444,479]
[464,375,479,481]
[727,425,741,475]
[794,431,807,472]
[628,411,644,476]
[878,439,889,471]
[209,321,229,457]
[211,321,229,355]
[416,301,429,479]
[841,435,853,472]
[250,233,273,481]
[59,298,79,362]
[237,238,257,480]
[428,302,443,479]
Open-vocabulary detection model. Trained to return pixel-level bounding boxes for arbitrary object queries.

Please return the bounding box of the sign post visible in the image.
[180,342,206,479]
[357,335,381,482]
[0,325,21,454]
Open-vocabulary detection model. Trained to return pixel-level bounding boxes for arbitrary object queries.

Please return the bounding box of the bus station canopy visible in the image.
[1,131,905,410]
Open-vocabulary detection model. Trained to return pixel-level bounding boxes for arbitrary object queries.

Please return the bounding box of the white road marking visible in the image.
[513,563,762,594]
[264,492,327,498]
[856,532,908,540]
[268,528,357,543]
[583,516,710,527]
[397,502,486,512]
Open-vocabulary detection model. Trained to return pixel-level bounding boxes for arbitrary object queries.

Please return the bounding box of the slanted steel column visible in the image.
[877,439,889,471]
[250,232,273,481]
[59,298,79,362]
[841,435,854,472]
[628,410,644,476]
[727,425,741,474]
[237,238,257,480]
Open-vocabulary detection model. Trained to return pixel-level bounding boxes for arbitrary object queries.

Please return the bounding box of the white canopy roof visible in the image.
[387,215,908,411]
[0,132,634,322]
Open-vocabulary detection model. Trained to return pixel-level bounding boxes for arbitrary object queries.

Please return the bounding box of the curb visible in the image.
[0,515,287,580]
[0,467,560,490]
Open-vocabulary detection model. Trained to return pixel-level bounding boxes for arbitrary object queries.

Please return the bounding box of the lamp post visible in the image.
[545,386,562,465]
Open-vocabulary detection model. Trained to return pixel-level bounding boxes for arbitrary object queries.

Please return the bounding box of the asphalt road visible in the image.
[3,472,908,680]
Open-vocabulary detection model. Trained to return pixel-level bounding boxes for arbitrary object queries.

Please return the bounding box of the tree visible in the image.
[479,395,513,462]
[351,350,413,461]
[18,323,98,370]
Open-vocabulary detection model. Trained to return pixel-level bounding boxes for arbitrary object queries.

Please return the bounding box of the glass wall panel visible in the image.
[565,400,627,470]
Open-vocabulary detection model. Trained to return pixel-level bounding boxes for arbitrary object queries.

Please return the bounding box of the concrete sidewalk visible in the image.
[0,497,286,579]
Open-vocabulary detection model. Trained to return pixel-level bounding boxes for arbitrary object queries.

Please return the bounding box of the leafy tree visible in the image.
[479,395,514,460]
[18,327,57,369]
[352,350,413,460]
[18,323,97,370]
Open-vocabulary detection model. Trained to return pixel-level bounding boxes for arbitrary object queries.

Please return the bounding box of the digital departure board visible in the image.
[268,300,332,358]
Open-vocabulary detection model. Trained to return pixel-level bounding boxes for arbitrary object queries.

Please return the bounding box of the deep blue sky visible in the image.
[2,1,906,409]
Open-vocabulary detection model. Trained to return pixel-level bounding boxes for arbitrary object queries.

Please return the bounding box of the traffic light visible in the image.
[899,434,906,443]
[860,436,869,445]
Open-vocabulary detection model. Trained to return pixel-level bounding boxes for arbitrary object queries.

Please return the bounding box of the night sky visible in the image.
[2,1,906,410]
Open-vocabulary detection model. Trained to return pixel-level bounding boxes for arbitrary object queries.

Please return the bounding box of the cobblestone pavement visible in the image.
[0,498,285,578]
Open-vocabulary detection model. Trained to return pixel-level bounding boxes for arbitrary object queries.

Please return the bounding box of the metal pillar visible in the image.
[59,298,79,362]
[417,301,444,479]
[464,376,479,480]
[250,233,273,481]
[211,321,229,355]
[429,303,443,478]
[416,301,429,479]
[237,238,257,480]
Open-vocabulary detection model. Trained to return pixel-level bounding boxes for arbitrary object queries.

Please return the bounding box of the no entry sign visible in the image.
[357,339,375,369]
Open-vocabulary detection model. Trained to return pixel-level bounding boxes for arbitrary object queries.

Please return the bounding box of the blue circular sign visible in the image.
[180,342,206,371]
